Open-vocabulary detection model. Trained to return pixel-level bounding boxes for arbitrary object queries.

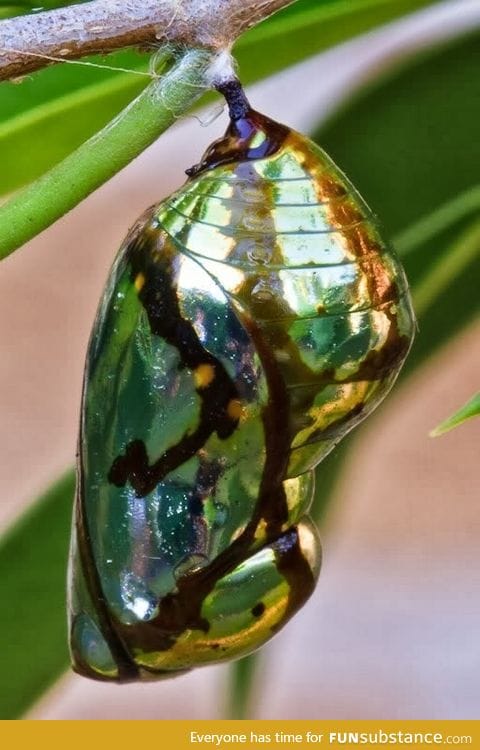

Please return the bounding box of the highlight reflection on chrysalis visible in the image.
[68,78,415,682]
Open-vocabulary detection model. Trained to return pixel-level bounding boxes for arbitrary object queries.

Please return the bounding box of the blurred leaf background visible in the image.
[0,0,478,720]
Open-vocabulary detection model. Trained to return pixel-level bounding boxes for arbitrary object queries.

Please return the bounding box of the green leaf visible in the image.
[0,0,90,16]
[0,6,27,18]
[0,471,75,719]
[0,0,437,196]
[430,392,480,437]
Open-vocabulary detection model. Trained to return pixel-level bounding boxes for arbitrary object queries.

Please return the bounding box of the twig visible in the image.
[0,0,297,81]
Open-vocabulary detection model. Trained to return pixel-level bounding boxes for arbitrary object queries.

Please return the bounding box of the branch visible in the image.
[0,0,297,81]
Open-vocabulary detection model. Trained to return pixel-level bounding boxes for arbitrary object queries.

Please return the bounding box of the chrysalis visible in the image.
[68,80,415,681]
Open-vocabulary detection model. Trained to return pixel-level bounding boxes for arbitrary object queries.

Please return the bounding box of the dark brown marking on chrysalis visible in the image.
[283,130,348,201]
[281,130,401,314]
[108,232,240,498]
[238,312,291,535]
[271,528,316,628]
[189,457,224,517]
[325,197,397,309]
[251,602,265,618]
[189,457,225,555]
[186,79,289,178]
[240,316,316,621]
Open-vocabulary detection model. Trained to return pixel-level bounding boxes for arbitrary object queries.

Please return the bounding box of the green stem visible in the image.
[0,48,214,261]
[228,653,261,719]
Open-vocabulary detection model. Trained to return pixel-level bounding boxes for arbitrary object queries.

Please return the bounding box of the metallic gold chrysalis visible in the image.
[68,81,415,681]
